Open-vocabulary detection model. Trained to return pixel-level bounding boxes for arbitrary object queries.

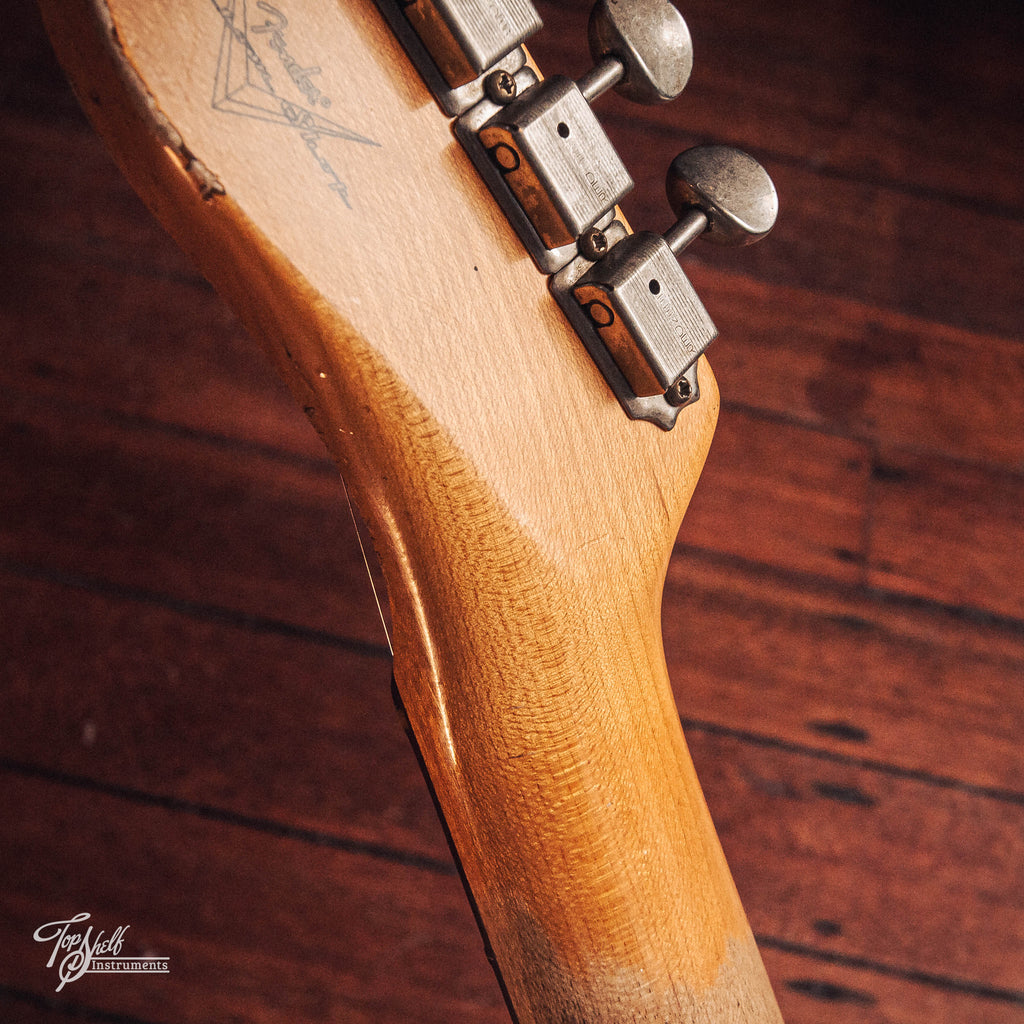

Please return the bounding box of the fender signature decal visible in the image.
[210,0,380,206]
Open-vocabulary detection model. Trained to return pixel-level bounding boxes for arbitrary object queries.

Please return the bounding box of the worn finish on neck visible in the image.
[39,0,784,1019]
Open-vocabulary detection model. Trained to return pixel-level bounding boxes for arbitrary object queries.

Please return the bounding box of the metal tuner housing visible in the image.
[471,0,695,267]
[554,145,778,428]
[400,0,542,88]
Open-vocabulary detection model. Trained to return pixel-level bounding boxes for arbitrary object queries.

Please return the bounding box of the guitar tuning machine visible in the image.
[375,0,779,428]
[397,0,542,90]
[459,0,695,271]
[378,0,694,270]
[375,0,543,116]
[552,145,779,429]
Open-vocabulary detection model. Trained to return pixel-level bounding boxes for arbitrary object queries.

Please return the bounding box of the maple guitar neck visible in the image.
[39,0,783,1019]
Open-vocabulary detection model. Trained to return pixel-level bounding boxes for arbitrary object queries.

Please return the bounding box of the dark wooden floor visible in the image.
[2,0,1022,1021]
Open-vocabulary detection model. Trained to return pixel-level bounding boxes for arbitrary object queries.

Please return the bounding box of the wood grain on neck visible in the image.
[40,0,783,1018]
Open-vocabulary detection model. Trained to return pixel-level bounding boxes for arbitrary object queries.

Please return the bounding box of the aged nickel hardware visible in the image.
[375,0,541,115]
[400,0,543,89]
[475,76,634,253]
[455,64,609,273]
[583,0,693,105]
[467,0,694,268]
[552,145,778,429]
[374,0,777,428]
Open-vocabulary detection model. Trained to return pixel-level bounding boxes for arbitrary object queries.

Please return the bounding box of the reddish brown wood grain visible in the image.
[689,730,1024,993]
[0,249,314,456]
[762,946,1024,1024]
[869,448,1024,621]
[533,0,1024,212]
[665,550,1024,794]
[4,566,1024,1007]
[699,270,1024,471]
[0,775,506,1024]
[0,392,379,639]
[3,0,1024,1020]
[684,408,871,583]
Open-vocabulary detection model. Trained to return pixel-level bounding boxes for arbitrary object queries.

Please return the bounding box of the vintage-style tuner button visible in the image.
[572,145,778,402]
[475,0,694,253]
[400,0,543,88]
[583,0,693,105]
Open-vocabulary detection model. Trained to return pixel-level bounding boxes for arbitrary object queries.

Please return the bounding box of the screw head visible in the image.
[588,0,693,105]
[665,374,694,406]
[667,145,779,246]
[484,69,518,105]
[579,226,610,262]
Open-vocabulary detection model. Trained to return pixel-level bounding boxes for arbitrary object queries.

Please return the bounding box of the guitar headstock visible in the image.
[40,1,782,1019]
[46,0,730,576]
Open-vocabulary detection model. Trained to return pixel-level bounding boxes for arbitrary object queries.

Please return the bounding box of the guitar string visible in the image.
[340,471,393,655]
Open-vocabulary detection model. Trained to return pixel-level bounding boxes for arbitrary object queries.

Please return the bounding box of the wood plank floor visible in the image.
[1,0,1022,1021]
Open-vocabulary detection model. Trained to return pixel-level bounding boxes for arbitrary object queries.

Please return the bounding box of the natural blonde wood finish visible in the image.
[39,1,783,1019]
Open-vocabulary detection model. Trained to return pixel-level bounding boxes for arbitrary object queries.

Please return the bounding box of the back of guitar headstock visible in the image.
[39,0,781,1019]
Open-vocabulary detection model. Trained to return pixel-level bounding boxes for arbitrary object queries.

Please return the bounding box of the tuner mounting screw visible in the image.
[665,375,693,406]
[579,226,610,261]
[484,69,518,105]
